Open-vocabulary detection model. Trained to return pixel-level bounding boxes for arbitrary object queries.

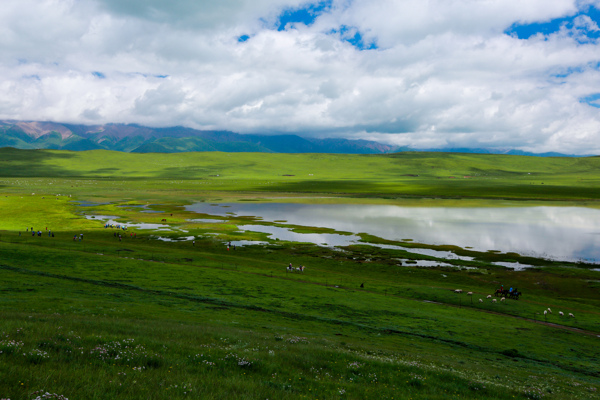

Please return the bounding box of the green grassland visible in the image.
[1,148,600,400]
[1,148,600,202]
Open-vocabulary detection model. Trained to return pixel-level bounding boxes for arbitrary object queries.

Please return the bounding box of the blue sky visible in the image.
[507,5,600,40]
[1,0,600,154]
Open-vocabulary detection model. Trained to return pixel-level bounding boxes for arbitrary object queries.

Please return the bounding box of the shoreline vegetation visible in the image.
[1,148,599,399]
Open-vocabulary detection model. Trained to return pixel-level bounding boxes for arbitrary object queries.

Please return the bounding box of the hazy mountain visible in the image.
[0,120,583,156]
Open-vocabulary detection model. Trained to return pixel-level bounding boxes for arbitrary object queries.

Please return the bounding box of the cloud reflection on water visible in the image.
[187,203,600,263]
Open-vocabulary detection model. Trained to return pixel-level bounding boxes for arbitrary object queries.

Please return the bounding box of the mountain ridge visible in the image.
[0,120,584,156]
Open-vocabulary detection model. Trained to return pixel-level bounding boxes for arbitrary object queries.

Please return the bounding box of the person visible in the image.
[19,231,21,236]
[51,232,54,237]
[193,240,195,246]
[509,287,513,293]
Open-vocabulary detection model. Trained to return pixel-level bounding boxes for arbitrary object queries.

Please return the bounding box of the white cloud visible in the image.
[0,0,599,153]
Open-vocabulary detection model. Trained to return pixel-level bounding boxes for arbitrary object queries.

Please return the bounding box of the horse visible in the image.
[509,291,521,300]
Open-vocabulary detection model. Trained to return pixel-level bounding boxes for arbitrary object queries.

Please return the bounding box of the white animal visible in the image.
[454,289,463,293]
[487,295,492,299]
[559,311,564,316]
[544,310,547,315]
[547,308,552,313]
[467,292,473,296]
[569,313,575,318]
[479,299,483,303]
[501,297,505,302]
[492,299,497,303]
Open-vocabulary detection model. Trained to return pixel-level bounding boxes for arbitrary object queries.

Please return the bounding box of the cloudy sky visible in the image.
[1,0,600,153]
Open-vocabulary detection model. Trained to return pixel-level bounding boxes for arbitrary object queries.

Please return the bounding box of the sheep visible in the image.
[543,310,547,315]
[454,289,463,293]
[569,313,575,318]
[547,308,552,314]
[492,299,497,303]
[487,295,492,299]
[501,297,505,302]
[479,298,483,303]
[467,292,473,296]
[559,311,564,316]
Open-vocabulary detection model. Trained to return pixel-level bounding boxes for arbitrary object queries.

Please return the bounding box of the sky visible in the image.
[1,0,600,154]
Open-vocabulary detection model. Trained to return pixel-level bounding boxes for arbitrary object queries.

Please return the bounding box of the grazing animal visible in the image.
[544,310,547,315]
[559,311,564,316]
[467,292,473,296]
[479,299,483,303]
[492,299,497,303]
[501,297,505,302]
[454,289,463,293]
[509,291,521,300]
[547,308,552,314]
[569,313,575,318]
[487,295,492,299]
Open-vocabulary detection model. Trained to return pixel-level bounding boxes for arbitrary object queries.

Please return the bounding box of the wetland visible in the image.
[187,201,600,264]
[1,149,600,400]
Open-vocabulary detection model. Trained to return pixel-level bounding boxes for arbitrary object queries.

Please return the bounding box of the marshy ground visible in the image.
[1,149,599,399]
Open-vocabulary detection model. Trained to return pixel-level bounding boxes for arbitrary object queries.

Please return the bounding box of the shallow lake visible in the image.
[186,202,600,264]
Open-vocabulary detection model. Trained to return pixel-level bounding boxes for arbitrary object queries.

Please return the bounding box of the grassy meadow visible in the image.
[1,148,600,400]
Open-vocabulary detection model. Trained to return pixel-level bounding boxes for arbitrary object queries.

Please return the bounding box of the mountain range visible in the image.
[0,120,579,156]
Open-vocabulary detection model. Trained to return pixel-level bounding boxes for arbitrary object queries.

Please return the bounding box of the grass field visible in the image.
[1,148,599,400]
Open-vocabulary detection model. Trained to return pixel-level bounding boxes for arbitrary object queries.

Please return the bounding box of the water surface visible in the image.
[186,202,600,263]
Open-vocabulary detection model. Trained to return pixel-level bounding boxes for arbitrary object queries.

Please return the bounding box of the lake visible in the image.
[186,202,600,264]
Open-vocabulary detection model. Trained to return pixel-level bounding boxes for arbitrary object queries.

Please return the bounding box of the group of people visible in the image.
[500,285,518,293]
[113,232,137,241]
[287,263,305,272]
[24,227,54,238]
[105,223,127,230]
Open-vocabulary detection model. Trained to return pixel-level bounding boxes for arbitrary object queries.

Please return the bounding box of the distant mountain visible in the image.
[411,147,583,157]
[0,120,398,154]
[0,120,584,156]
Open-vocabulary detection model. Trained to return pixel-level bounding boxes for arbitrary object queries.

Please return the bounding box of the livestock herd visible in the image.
[453,289,576,319]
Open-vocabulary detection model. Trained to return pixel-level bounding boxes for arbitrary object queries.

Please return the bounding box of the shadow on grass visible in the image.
[0,148,77,178]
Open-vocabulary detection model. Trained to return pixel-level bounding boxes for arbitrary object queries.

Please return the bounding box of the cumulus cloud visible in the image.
[0,0,599,154]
